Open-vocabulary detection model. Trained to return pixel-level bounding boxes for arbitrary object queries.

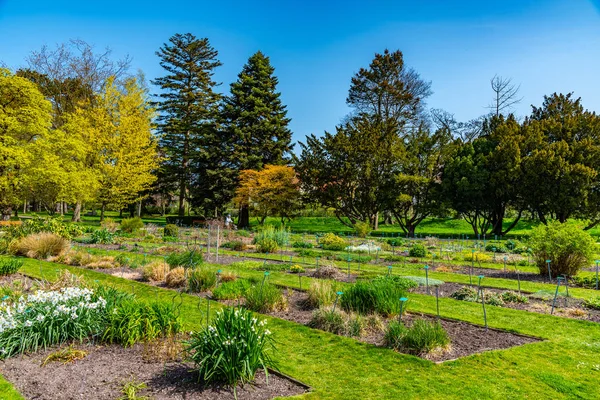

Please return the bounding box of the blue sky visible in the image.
[1,0,599,145]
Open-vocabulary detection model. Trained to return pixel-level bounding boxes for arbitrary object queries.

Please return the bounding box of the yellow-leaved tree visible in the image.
[0,69,52,219]
[234,165,301,224]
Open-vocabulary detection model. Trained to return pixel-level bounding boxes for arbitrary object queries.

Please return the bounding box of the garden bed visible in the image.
[0,343,308,400]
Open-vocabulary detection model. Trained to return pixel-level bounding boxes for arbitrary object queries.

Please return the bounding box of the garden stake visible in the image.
[206,299,210,327]
[596,260,599,290]
[216,269,222,288]
[299,275,302,290]
[480,286,488,330]
[515,265,521,295]
[476,275,484,302]
[563,275,569,307]
[546,259,552,282]
[470,250,474,285]
[398,297,408,321]
[551,277,562,315]
[316,256,320,272]
[424,265,430,295]
[332,291,343,312]
[435,286,440,320]
[503,257,507,274]
[347,259,351,278]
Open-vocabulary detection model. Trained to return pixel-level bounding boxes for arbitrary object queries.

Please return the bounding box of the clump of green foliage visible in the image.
[384,319,450,356]
[308,307,365,337]
[408,243,427,258]
[185,308,276,390]
[187,268,217,292]
[0,259,22,276]
[319,233,348,251]
[289,264,305,273]
[353,221,371,238]
[529,221,596,277]
[166,249,203,269]
[222,240,245,251]
[245,282,287,312]
[89,228,116,244]
[163,224,178,238]
[253,226,290,246]
[501,291,529,304]
[386,238,404,247]
[120,217,144,233]
[485,243,507,253]
[4,216,83,240]
[341,277,411,316]
[292,241,313,249]
[256,238,278,253]
[211,279,251,300]
[305,280,338,309]
[583,296,600,310]
[450,287,505,306]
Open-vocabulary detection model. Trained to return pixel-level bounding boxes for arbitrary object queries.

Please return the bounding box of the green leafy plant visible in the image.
[222,240,245,251]
[256,238,278,253]
[408,244,427,258]
[501,291,529,304]
[401,276,444,287]
[319,233,348,251]
[353,221,371,238]
[583,296,600,310]
[386,238,404,247]
[4,216,83,240]
[245,282,287,312]
[253,226,290,246]
[341,278,410,316]
[292,241,313,249]
[308,307,346,334]
[41,345,88,366]
[485,243,507,253]
[120,217,144,233]
[529,221,596,277]
[384,319,450,356]
[89,228,116,244]
[118,378,150,400]
[163,224,179,238]
[185,308,276,390]
[187,268,217,292]
[572,275,598,289]
[0,259,22,276]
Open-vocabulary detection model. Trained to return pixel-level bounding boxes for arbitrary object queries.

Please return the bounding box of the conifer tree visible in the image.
[153,33,222,217]
[220,51,293,227]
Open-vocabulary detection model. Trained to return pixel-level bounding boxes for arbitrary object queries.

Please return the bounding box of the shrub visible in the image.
[188,268,217,292]
[102,300,181,347]
[289,264,305,273]
[11,232,69,259]
[165,267,186,288]
[0,259,22,276]
[185,308,275,389]
[163,224,178,238]
[166,249,203,269]
[450,287,504,306]
[308,308,346,334]
[292,241,313,249]
[256,238,278,253]
[222,240,245,251]
[211,279,251,300]
[245,282,287,312]
[253,226,290,246]
[485,243,507,253]
[341,278,409,316]
[305,280,337,309]
[572,275,597,289]
[319,233,348,251]
[386,238,404,247]
[4,216,83,240]
[142,261,168,282]
[501,291,529,304]
[408,244,427,258]
[463,252,491,263]
[353,221,371,238]
[89,228,115,244]
[529,221,596,277]
[385,319,450,355]
[505,239,521,251]
[120,217,144,233]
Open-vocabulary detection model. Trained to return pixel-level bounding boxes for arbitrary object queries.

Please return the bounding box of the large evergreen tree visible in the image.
[220,51,293,227]
[153,33,222,217]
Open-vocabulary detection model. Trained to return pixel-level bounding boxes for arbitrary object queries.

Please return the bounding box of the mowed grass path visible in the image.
[2,256,600,399]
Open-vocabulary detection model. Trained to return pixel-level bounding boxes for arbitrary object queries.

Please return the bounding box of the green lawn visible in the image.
[3,256,600,399]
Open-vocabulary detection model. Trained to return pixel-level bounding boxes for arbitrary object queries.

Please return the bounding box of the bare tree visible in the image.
[488,75,522,117]
[430,108,484,143]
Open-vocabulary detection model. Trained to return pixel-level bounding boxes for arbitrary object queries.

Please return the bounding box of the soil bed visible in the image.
[0,343,308,400]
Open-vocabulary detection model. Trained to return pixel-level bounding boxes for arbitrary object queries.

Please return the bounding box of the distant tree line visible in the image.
[2,36,599,235]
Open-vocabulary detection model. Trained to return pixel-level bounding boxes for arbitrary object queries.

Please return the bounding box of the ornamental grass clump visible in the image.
[187,268,217,292]
[308,307,366,337]
[245,282,287,313]
[166,249,203,269]
[0,259,22,276]
[11,232,69,259]
[384,319,450,356]
[304,280,337,309]
[212,280,251,300]
[185,308,276,390]
[341,277,410,316]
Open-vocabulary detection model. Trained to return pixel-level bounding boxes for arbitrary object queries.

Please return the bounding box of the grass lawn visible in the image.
[3,256,600,399]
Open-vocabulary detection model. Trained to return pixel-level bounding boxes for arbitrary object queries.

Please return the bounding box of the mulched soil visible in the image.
[411,281,600,323]
[0,343,308,400]
[251,289,540,363]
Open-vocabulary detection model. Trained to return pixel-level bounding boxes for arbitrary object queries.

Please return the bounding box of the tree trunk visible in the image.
[136,201,142,218]
[100,203,106,222]
[373,212,379,230]
[407,224,416,238]
[23,201,27,214]
[72,202,82,222]
[1,209,11,221]
[238,206,250,229]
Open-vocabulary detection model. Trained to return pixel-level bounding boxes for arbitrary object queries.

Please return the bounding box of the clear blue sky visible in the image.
[1,0,599,145]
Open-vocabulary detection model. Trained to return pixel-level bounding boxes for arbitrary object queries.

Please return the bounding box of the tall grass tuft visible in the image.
[245,282,287,313]
[11,232,69,259]
[341,277,410,316]
[304,280,337,309]
[166,249,203,269]
[384,319,450,356]
[187,268,217,292]
[0,259,23,276]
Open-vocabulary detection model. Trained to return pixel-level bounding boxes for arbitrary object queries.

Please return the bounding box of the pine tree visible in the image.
[152,33,222,217]
[221,51,293,227]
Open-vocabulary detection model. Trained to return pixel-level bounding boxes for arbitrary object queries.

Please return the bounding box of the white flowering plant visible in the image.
[0,287,108,359]
[185,307,276,390]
